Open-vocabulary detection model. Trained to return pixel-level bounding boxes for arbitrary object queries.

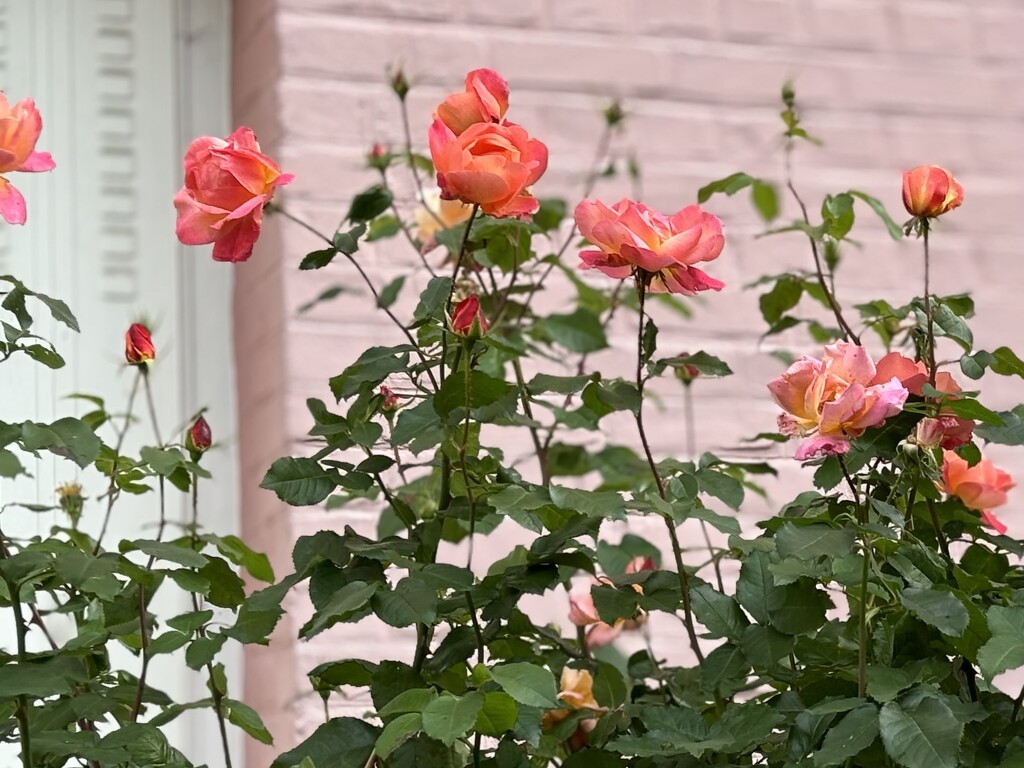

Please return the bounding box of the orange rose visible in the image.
[942,450,1014,533]
[428,119,548,218]
[0,93,56,225]
[435,68,509,135]
[902,165,963,218]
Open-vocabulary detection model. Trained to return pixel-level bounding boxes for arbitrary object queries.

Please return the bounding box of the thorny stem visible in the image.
[94,369,143,555]
[129,586,150,721]
[634,280,704,663]
[440,204,480,387]
[784,144,859,344]
[460,351,479,571]
[272,205,439,392]
[684,383,724,593]
[1,549,32,766]
[379,167,436,276]
[512,358,549,484]
[838,455,869,698]
[922,220,937,388]
[927,497,951,560]
[191,474,235,768]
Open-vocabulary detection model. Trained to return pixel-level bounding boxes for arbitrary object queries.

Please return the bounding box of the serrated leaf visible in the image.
[421,692,484,746]
[878,698,962,768]
[814,704,879,767]
[899,588,968,637]
[489,663,559,708]
[261,457,336,506]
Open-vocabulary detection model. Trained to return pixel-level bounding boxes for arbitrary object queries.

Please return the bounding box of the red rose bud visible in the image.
[186,415,212,457]
[379,385,401,412]
[451,295,489,339]
[674,354,701,385]
[625,556,657,574]
[367,143,391,171]
[125,323,155,365]
[902,165,964,218]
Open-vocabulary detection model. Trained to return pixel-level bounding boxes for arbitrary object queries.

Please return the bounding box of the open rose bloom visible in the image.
[0,93,56,225]
[567,556,652,650]
[428,69,548,218]
[574,199,725,294]
[942,450,1014,534]
[768,342,910,460]
[174,127,294,263]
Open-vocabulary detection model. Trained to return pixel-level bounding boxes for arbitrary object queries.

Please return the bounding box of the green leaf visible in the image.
[421,692,484,746]
[489,663,559,708]
[930,301,973,352]
[123,539,207,568]
[334,222,368,255]
[433,370,516,421]
[813,704,879,767]
[978,606,1024,678]
[474,691,519,736]
[372,577,438,628]
[899,588,969,637]
[271,717,379,767]
[735,551,775,624]
[976,406,1024,446]
[822,193,855,240]
[225,698,274,744]
[656,351,733,378]
[20,417,100,468]
[34,291,80,332]
[537,308,608,354]
[347,185,394,222]
[751,181,779,222]
[697,172,758,203]
[0,448,24,478]
[691,583,748,640]
[302,581,378,639]
[330,345,412,401]
[849,190,903,240]
[299,248,338,270]
[776,523,856,560]
[261,457,336,506]
[759,277,803,325]
[412,276,454,323]
[367,214,402,241]
[878,698,962,768]
[378,276,406,310]
[379,688,437,718]
[376,712,422,758]
[21,343,64,368]
[205,534,275,582]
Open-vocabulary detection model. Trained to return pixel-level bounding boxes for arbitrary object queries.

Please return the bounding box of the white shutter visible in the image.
[0,1,239,763]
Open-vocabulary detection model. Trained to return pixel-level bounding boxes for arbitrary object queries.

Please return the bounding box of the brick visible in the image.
[461,0,545,28]
[634,0,721,39]
[547,0,636,34]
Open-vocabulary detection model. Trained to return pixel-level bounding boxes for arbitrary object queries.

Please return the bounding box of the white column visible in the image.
[0,0,239,764]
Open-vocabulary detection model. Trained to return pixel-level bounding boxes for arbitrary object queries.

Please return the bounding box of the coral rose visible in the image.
[428,119,548,218]
[941,450,1014,534]
[0,93,56,225]
[902,165,963,219]
[174,127,294,263]
[574,199,725,295]
[436,68,509,135]
[768,342,909,460]
[567,558,651,651]
[451,295,489,338]
[873,352,973,448]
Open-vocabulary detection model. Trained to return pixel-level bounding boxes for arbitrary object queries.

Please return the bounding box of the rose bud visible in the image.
[125,323,155,365]
[389,67,410,100]
[379,385,401,412]
[902,165,964,219]
[673,354,701,385]
[186,415,212,459]
[57,482,84,527]
[451,296,489,339]
[367,143,391,171]
[0,93,56,225]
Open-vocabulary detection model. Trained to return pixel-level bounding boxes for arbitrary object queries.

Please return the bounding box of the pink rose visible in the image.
[574,199,725,295]
[429,119,548,218]
[0,93,56,225]
[942,450,1014,533]
[902,165,963,219]
[567,572,647,651]
[436,68,509,135]
[174,127,294,263]
[768,342,909,460]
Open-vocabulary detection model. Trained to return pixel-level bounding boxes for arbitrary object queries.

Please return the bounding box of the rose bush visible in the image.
[8,63,1024,768]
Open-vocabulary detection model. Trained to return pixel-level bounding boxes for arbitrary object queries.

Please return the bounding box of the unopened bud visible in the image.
[389,68,410,100]
[451,296,489,340]
[367,143,391,171]
[379,386,401,412]
[57,482,84,527]
[125,323,155,366]
[604,100,625,128]
[186,415,212,460]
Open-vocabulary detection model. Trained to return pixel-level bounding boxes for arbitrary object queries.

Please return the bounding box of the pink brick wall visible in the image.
[231,0,1024,763]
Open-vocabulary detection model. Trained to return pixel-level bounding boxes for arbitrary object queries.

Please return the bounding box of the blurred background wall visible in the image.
[230,0,1024,763]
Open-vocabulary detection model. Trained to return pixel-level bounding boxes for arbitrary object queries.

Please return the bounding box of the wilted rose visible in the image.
[174,127,294,263]
[0,93,56,225]
[575,199,725,295]
[902,165,963,219]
